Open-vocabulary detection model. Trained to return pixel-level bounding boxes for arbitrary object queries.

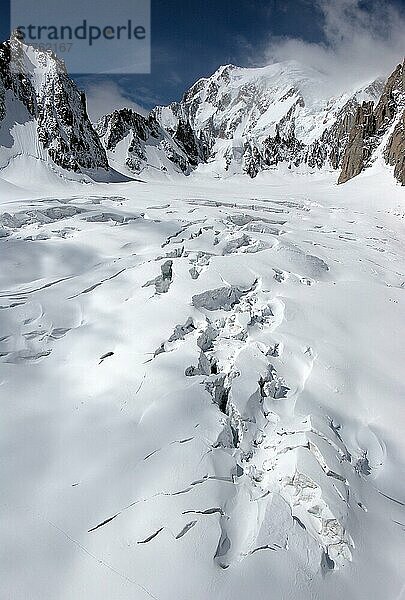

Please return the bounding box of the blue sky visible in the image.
[1,0,404,115]
[0,0,330,108]
[74,0,327,109]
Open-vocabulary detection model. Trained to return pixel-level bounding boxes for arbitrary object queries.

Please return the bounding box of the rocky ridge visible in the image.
[0,34,108,172]
[0,36,403,185]
[95,108,200,175]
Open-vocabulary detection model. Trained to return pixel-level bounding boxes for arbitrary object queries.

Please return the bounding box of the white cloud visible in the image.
[83,81,148,122]
[263,0,405,94]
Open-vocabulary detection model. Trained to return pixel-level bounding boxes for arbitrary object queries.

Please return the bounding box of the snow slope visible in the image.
[0,162,404,600]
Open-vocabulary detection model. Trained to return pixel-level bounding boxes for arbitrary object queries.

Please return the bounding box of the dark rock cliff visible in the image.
[339,60,404,185]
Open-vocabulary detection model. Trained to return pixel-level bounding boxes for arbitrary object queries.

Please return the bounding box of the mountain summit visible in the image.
[151,60,386,178]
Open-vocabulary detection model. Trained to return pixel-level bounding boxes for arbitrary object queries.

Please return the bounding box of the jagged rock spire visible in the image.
[339,59,405,185]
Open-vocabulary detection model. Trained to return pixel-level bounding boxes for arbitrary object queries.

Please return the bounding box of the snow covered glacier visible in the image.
[0,38,405,600]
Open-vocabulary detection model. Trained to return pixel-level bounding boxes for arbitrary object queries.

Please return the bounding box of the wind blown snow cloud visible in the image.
[84,81,148,122]
[264,0,405,94]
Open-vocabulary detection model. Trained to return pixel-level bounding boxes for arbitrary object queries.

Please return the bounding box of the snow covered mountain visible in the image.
[0,33,108,176]
[0,37,403,185]
[152,61,385,178]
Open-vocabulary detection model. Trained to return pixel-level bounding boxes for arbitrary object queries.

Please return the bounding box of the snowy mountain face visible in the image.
[152,62,386,179]
[0,35,108,173]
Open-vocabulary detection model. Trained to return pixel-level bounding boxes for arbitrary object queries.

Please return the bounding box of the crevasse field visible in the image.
[1,162,405,600]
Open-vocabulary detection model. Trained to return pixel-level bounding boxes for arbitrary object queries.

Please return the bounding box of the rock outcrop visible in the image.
[338,102,376,183]
[385,110,405,185]
[339,60,405,185]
